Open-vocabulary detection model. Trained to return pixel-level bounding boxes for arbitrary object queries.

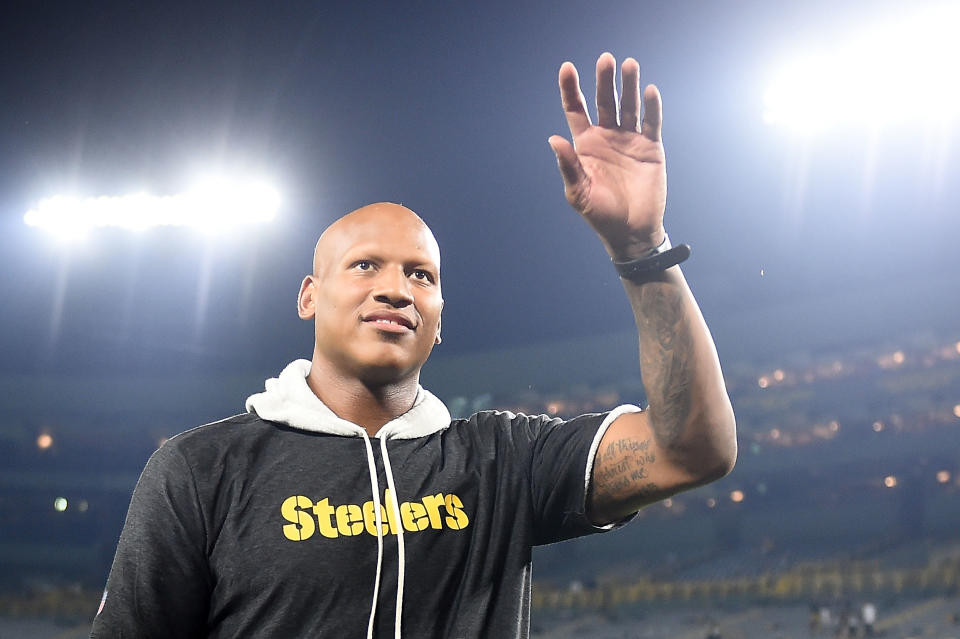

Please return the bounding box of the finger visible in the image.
[595,52,618,128]
[558,61,592,137]
[640,83,663,142]
[548,135,588,199]
[619,58,640,132]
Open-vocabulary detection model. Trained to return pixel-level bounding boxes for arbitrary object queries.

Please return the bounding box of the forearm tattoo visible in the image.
[591,280,700,515]
[636,282,692,447]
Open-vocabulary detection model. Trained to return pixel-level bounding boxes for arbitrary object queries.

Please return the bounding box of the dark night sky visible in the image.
[1,0,957,377]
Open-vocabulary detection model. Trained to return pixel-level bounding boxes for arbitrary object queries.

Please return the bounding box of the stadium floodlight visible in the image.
[23,177,281,241]
[763,3,960,130]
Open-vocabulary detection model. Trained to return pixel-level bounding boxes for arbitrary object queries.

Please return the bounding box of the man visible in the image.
[91,53,736,638]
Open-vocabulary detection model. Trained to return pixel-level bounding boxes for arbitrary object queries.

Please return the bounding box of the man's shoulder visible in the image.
[447,409,562,442]
[452,408,615,442]
[462,409,550,427]
[156,412,272,462]
[170,411,266,442]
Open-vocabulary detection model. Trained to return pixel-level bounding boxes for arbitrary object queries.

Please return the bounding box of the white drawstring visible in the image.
[360,433,406,639]
[379,437,405,639]
[360,432,384,639]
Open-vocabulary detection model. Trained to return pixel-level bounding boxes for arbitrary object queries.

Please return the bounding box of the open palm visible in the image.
[549,53,667,260]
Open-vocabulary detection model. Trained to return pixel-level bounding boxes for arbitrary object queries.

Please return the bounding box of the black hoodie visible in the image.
[91,359,638,638]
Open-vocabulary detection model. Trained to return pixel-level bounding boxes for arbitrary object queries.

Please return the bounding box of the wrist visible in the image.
[600,227,668,262]
[612,233,691,282]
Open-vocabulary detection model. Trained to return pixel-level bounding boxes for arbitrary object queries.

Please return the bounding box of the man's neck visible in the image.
[305,358,420,438]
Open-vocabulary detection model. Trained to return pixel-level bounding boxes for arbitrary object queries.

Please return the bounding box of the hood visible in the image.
[245,359,451,439]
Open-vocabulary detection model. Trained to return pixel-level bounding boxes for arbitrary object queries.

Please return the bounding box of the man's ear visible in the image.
[297,275,317,320]
[434,313,442,345]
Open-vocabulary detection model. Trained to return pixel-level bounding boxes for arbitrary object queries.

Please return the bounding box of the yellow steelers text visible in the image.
[280,489,470,541]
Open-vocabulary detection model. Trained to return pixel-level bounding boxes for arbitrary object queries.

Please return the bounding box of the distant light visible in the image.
[706,498,717,508]
[758,376,770,389]
[24,178,281,240]
[953,404,960,419]
[77,500,89,513]
[759,268,765,277]
[763,4,960,129]
[54,497,68,512]
[158,437,169,448]
[36,433,53,450]
[878,351,906,369]
[770,428,781,440]
[955,341,960,355]
[872,421,884,433]
[730,490,745,503]
[663,498,673,509]
[937,470,951,484]
[812,423,839,440]
[884,475,898,488]
[773,369,785,382]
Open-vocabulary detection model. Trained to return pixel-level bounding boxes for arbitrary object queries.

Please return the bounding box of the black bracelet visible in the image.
[612,234,691,282]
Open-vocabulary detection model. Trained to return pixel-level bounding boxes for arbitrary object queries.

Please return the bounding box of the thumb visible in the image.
[548,135,588,201]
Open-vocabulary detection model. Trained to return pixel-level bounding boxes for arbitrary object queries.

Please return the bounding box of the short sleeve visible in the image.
[90,441,211,638]
[525,405,641,546]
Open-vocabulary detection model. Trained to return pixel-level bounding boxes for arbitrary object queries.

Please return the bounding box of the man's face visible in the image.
[299,204,443,385]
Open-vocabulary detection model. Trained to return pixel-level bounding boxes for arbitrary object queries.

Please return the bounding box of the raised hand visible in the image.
[548,52,667,261]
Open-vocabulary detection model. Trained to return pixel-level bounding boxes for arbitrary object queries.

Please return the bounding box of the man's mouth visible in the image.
[363,313,415,332]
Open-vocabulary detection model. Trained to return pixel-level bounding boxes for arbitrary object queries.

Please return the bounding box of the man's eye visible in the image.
[355,261,373,271]
[412,270,432,282]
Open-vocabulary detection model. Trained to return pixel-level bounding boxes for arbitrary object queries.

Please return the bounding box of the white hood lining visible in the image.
[245,359,451,440]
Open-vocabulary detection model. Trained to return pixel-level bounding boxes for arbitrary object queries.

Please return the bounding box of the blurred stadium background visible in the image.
[3,311,959,638]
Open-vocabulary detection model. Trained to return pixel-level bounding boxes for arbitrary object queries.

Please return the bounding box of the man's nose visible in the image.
[372,267,414,307]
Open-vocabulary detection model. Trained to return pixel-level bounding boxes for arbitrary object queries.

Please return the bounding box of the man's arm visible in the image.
[90,443,211,637]
[548,53,736,525]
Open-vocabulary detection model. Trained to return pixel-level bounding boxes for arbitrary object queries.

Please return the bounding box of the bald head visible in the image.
[298,201,444,389]
[312,202,440,278]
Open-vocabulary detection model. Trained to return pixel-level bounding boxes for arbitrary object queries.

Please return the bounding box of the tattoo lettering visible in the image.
[593,437,660,504]
[629,467,647,481]
[601,437,653,460]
